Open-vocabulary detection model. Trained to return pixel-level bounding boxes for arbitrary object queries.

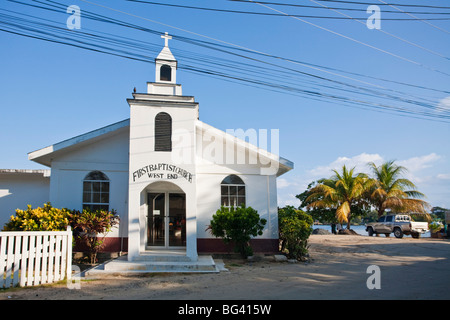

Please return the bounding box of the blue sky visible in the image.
[1,0,449,209]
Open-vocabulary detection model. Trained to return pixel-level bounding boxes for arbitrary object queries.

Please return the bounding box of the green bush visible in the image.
[2,202,71,231]
[208,205,266,258]
[278,206,313,260]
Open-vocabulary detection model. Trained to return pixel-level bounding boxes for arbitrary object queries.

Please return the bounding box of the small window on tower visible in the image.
[160,64,172,81]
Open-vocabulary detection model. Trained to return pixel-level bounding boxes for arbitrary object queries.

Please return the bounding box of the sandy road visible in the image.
[1,235,449,300]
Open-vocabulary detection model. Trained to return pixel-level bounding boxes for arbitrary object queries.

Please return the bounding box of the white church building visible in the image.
[0,33,293,264]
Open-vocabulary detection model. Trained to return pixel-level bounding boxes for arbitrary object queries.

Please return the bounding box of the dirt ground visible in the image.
[1,234,449,300]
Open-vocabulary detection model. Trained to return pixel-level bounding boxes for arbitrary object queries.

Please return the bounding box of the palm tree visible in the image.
[306,165,369,229]
[367,160,429,217]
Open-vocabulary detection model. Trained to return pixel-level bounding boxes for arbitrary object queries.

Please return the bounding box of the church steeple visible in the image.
[148,32,181,95]
[155,32,177,84]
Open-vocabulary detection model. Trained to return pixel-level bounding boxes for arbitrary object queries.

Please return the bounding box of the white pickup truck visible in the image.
[365,214,429,238]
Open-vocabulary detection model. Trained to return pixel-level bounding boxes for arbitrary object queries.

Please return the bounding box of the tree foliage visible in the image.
[297,161,429,228]
[297,181,338,224]
[305,165,370,228]
[431,206,449,222]
[367,160,429,217]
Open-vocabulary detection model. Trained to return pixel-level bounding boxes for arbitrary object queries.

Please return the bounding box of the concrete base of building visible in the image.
[83,251,222,276]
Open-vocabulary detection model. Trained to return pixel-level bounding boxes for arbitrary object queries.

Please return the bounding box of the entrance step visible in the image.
[85,255,219,276]
[133,251,192,262]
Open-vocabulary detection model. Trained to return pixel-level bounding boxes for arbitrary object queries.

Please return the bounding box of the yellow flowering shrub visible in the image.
[2,202,71,231]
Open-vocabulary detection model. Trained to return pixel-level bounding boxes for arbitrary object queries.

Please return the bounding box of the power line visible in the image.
[2,1,449,123]
[76,0,450,94]
[229,0,450,13]
[124,0,450,20]
[29,0,450,115]
[308,0,450,61]
[377,0,450,36]
[12,0,450,94]
[312,0,450,10]
[243,0,450,77]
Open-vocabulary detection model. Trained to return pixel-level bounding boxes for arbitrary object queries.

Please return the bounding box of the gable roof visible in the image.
[28,119,130,167]
[196,121,293,177]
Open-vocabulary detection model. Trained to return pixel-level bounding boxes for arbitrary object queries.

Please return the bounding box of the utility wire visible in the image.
[229,0,450,13]
[313,0,450,10]
[308,0,450,61]
[2,0,449,122]
[74,0,450,95]
[377,0,450,36]
[243,0,450,77]
[125,0,450,20]
[26,0,450,111]
[11,0,450,99]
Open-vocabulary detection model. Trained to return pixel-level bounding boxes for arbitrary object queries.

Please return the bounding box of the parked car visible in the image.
[365,214,429,238]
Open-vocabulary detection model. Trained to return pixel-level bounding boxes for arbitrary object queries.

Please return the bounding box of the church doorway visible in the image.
[147,191,186,249]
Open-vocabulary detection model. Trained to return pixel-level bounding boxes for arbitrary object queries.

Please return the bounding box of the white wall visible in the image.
[0,172,50,229]
[49,128,129,238]
[196,173,278,240]
[195,122,280,241]
[127,97,199,260]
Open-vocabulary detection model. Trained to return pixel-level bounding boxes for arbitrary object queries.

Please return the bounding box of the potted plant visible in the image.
[429,221,443,238]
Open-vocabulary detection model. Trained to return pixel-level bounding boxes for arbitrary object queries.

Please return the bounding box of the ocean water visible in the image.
[313,224,431,238]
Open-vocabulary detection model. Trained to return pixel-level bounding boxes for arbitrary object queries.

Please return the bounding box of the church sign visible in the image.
[132,163,193,183]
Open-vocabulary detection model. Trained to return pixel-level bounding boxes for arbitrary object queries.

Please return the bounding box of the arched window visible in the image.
[220,175,245,208]
[83,171,110,211]
[155,112,172,152]
[160,64,172,81]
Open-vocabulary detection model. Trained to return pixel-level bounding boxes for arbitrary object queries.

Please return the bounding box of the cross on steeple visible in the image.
[161,32,172,47]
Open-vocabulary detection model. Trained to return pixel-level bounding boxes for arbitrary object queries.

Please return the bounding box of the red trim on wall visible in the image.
[74,237,279,254]
[197,238,279,254]
[73,237,128,253]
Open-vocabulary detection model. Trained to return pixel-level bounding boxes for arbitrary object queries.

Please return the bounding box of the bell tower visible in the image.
[148,32,182,96]
[127,32,199,262]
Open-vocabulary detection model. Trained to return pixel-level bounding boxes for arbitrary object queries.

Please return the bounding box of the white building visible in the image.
[1,34,293,263]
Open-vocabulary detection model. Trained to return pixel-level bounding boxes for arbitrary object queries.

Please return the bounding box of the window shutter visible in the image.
[155,112,172,151]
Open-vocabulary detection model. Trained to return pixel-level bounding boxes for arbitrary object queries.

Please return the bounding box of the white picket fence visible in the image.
[0,226,72,288]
